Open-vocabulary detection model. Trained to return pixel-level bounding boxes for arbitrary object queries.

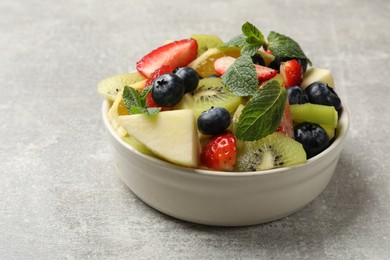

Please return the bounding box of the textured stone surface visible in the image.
[1,0,389,259]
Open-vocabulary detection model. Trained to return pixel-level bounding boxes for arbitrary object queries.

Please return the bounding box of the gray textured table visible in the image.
[1,0,389,259]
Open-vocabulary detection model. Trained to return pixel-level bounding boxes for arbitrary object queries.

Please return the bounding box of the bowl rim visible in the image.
[102,99,350,177]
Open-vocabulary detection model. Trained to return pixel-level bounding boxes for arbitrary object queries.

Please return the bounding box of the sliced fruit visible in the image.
[118,109,200,167]
[193,77,243,119]
[290,103,338,128]
[189,46,241,78]
[214,56,277,82]
[276,101,294,138]
[257,50,275,66]
[145,65,173,87]
[190,34,224,57]
[97,72,146,101]
[301,67,335,89]
[200,132,237,171]
[231,103,245,133]
[172,93,194,110]
[121,135,154,156]
[136,39,198,78]
[280,59,303,87]
[235,132,307,171]
[108,89,129,137]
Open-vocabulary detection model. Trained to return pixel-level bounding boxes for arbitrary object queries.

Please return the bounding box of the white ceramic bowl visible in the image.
[102,100,349,226]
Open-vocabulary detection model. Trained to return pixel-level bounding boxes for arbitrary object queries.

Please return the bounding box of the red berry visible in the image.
[145,65,173,87]
[280,59,303,88]
[276,100,294,138]
[201,132,237,171]
[136,39,198,78]
[214,56,277,82]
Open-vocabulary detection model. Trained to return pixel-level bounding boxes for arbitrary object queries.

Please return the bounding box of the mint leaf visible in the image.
[242,22,265,45]
[267,31,312,65]
[122,85,160,115]
[235,80,287,141]
[241,44,260,57]
[224,34,246,47]
[221,54,259,96]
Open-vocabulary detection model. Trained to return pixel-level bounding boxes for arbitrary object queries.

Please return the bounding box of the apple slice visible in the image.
[301,67,335,89]
[119,109,200,167]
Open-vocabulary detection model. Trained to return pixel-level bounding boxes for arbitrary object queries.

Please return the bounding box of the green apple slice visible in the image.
[119,109,200,167]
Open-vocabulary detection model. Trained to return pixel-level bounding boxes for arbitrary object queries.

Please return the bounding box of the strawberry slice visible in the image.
[200,132,237,171]
[276,100,294,138]
[143,65,173,110]
[214,56,277,82]
[280,59,303,88]
[136,39,198,78]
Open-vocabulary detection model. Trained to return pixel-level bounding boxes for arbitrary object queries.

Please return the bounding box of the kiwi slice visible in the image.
[290,103,338,128]
[193,77,243,119]
[235,132,307,172]
[97,72,146,101]
[190,34,224,57]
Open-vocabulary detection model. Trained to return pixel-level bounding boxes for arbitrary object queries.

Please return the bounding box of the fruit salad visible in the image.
[98,22,342,172]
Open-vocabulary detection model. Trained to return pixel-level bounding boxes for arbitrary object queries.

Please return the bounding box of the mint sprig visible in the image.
[122,85,160,116]
[267,31,312,65]
[221,54,259,96]
[235,80,287,141]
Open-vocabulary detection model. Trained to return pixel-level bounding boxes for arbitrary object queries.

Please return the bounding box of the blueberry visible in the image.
[173,67,199,93]
[197,107,231,135]
[251,54,265,66]
[151,73,185,107]
[294,123,329,159]
[287,86,309,104]
[297,58,308,73]
[305,82,342,111]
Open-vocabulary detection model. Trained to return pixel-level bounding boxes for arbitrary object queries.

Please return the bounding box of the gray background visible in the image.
[1,0,389,259]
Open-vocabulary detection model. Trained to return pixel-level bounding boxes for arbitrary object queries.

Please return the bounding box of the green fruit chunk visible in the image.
[97,72,146,101]
[290,103,338,128]
[121,135,155,156]
[190,34,224,57]
[235,132,307,171]
[193,77,243,119]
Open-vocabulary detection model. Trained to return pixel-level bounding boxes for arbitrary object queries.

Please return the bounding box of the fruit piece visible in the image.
[121,135,154,156]
[235,132,307,171]
[305,81,342,111]
[251,53,265,66]
[269,56,308,73]
[97,72,146,101]
[290,103,338,128]
[280,59,303,87]
[172,93,194,110]
[108,89,130,137]
[257,50,275,66]
[119,109,200,167]
[136,39,198,78]
[145,65,173,87]
[197,107,231,135]
[200,132,237,171]
[276,101,294,138]
[301,67,335,88]
[287,85,309,104]
[231,103,245,133]
[294,123,329,159]
[173,67,199,93]
[190,34,224,57]
[151,73,185,107]
[214,56,277,82]
[193,77,243,119]
[189,46,241,78]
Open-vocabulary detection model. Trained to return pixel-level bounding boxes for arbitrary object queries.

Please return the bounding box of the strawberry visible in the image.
[136,39,198,78]
[201,132,237,171]
[214,56,277,82]
[276,100,294,138]
[280,59,303,88]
